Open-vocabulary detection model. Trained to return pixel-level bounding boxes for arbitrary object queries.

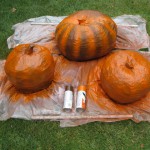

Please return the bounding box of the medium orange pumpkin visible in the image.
[101,50,150,104]
[55,10,117,61]
[5,44,55,93]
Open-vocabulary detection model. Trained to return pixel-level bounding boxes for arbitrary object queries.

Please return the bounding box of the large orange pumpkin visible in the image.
[101,50,150,104]
[5,44,55,93]
[55,10,117,61]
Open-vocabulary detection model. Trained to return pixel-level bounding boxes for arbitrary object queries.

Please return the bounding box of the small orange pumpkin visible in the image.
[5,44,55,93]
[101,50,150,104]
[55,10,117,61]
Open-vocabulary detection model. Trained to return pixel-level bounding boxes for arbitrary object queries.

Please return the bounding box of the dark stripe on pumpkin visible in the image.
[55,22,68,34]
[55,23,63,36]
[106,23,116,48]
[56,24,70,48]
[56,23,69,41]
[106,21,117,41]
[55,23,62,33]
[89,25,103,58]
[96,22,114,52]
[65,25,78,60]
[78,27,89,61]
[60,24,75,57]
[110,22,117,45]
[110,21,117,33]
[72,27,82,60]
[92,23,109,56]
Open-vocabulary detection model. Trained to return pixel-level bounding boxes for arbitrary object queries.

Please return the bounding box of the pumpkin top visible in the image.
[58,10,115,26]
[103,50,150,79]
[6,44,53,72]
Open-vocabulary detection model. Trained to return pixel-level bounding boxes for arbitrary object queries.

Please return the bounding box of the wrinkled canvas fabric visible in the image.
[114,15,150,50]
[1,43,150,127]
[7,16,66,49]
[7,15,150,51]
[0,15,149,127]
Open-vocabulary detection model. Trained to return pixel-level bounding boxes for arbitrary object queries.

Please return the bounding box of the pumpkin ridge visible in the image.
[85,26,97,59]
[104,23,116,48]
[60,24,75,57]
[78,27,89,61]
[89,24,104,58]
[95,22,111,55]
[56,23,69,41]
[105,23,115,50]
[65,25,79,59]
[56,24,71,55]
[110,21,117,32]
[55,23,68,36]
[71,26,81,60]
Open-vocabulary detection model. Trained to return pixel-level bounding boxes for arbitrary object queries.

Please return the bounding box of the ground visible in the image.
[0,0,150,149]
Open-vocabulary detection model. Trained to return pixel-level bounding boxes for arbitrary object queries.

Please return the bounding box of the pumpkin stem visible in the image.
[78,16,87,25]
[25,44,35,55]
[78,19,86,25]
[125,59,134,69]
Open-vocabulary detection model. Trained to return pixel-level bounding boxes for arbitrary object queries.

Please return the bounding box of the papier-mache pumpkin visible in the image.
[101,50,150,104]
[55,10,117,61]
[5,44,55,93]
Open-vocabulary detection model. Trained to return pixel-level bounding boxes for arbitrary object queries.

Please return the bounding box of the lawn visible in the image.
[0,0,150,149]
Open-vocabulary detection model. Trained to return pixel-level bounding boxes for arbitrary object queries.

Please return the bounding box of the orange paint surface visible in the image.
[1,43,150,122]
[55,10,117,61]
[101,50,150,104]
[5,44,55,93]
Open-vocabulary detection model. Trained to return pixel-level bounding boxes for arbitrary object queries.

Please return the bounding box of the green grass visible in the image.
[0,0,150,149]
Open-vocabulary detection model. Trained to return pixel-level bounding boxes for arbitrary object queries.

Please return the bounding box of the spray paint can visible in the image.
[76,85,87,112]
[63,85,73,112]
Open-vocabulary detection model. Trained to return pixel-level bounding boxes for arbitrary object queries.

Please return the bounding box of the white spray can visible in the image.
[63,85,73,112]
[76,85,87,112]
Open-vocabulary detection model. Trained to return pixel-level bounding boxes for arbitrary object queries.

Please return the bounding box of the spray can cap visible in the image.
[78,85,86,91]
[65,85,73,91]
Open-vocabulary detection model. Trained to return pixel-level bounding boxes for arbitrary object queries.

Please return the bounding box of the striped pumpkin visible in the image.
[55,10,117,61]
